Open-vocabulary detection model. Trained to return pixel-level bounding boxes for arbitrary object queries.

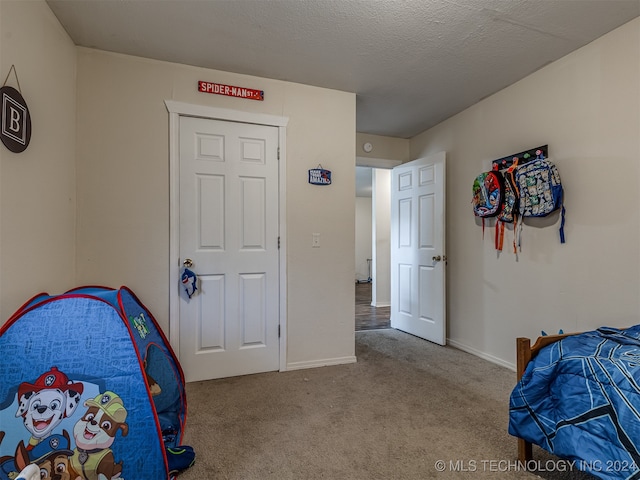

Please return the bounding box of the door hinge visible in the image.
[278,236,280,249]
[277,147,280,160]
[278,325,281,338]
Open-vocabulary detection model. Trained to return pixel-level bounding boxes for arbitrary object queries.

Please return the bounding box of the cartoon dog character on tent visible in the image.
[70,391,129,480]
[15,367,84,451]
[0,431,75,480]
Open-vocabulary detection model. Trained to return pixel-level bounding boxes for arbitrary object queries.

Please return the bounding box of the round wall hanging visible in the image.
[0,84,32,153]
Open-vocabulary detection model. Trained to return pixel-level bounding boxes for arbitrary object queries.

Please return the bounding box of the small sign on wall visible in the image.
[308,165,332,185]
[198,81,264,101]
[1,65,31,153]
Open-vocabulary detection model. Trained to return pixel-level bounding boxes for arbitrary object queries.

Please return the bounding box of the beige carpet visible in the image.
[178,329,596,479]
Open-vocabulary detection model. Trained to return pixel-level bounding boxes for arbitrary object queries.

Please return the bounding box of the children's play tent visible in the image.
[0,286,187,480]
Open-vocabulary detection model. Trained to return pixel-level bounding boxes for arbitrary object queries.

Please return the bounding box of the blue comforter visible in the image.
[509,326,640,480]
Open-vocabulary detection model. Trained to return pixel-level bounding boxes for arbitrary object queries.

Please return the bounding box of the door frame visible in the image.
[165,100,289,372]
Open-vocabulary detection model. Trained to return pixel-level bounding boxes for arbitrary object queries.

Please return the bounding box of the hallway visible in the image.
[355,282,390,331]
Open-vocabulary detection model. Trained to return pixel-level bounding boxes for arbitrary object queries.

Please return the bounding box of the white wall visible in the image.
[410,18,640,368]
[355,196,372,282]
[0,1,77,320]
[372,169,391,307]
[74,49,356,369]
[356,132,410,162]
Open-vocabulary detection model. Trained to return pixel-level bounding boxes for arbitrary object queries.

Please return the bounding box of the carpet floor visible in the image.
[178,329,596,479]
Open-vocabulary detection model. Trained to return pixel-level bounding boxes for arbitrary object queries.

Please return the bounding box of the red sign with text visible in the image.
[198,81,264,101]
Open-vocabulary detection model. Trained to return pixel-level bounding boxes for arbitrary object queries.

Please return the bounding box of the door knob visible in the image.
[183,258,194,268]
[432,255,442,262]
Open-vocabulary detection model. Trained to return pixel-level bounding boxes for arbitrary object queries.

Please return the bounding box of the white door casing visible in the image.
[390,152,446,345]
[166,101,288,382]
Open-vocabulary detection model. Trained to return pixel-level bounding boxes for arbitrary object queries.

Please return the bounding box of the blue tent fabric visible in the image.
[509,326,640,480]
[0,286,187,480]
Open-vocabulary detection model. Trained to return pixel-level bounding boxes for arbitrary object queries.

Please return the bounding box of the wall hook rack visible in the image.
[491,145,548,171]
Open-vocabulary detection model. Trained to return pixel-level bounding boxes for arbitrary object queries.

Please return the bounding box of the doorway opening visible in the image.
[355,165,392,331]
[355,152,447,343]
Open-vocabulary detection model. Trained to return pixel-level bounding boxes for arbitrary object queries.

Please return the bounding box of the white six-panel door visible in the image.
[179,116,280,381]
[390,152,446,345]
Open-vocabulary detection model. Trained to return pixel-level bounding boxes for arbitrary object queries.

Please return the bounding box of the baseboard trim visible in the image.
[371,302,390,307]
[447,338,516,372]
[285,355,357,371]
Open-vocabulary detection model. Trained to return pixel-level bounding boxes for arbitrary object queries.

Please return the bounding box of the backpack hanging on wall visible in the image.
[515,150,566,244]
[472,168,504,238]
[496,161,520,252]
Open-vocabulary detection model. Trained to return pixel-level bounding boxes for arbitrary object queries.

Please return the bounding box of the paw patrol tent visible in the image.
[0,286,188,480]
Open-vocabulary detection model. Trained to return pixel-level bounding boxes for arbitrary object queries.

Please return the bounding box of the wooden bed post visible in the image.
[517,337,532,379]
[516,337,533,462]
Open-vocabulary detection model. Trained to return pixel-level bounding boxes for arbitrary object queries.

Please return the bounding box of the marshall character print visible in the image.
[14,367,83,451]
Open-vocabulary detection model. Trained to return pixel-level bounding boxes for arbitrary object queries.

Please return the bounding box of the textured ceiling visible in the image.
[46,0,640,138]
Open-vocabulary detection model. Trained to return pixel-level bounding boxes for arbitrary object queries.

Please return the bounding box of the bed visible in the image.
[509,326,640,479]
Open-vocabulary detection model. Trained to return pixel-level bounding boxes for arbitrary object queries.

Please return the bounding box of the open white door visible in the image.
[390,152,446,345]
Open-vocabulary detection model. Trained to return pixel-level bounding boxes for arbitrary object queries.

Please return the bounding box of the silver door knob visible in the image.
[183,258,194,268]
[432,255,442,262]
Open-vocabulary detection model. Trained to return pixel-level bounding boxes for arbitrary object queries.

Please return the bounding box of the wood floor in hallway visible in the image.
[355,282,390,331]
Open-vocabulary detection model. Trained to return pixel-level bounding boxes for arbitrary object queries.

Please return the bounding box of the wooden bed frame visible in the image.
[515,332,574,462]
